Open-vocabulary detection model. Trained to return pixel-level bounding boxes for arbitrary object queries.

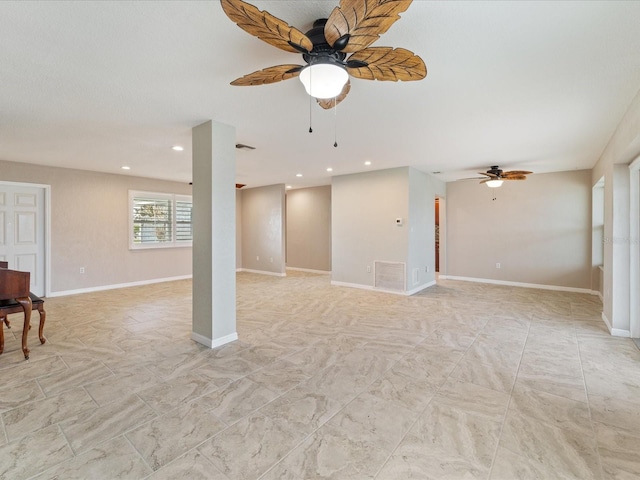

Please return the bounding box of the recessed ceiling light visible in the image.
[326,167,333,172]
[286,185,292,189]
[364,161,372,166]
[296,173,303,177]
[121,166,131,170]
[172,146,184,152]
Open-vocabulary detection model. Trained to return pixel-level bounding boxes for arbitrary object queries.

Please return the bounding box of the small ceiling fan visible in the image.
[476,166,533,188]
[221,0,427,109]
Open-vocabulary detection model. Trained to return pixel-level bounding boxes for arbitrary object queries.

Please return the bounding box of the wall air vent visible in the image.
[235,143,256,150]
[374,261,406,292]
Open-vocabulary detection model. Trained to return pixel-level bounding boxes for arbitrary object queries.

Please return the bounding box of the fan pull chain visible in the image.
[333,97,338,147]
[309,92,313,133]
[308,66,313,133]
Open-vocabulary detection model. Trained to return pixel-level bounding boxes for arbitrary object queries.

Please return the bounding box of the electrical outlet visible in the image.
[80,267,85,274]
[256,255,259,261]
[496,263,501,269]
[426,266,430,272]
[367,265,371,273]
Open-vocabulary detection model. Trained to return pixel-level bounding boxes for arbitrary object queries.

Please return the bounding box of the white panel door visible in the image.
[0,184,46,296]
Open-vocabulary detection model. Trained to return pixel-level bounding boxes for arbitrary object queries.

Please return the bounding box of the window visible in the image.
[129,191,192,249]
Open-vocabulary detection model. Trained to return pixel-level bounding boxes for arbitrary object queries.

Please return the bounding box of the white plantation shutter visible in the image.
[129,191,192,249]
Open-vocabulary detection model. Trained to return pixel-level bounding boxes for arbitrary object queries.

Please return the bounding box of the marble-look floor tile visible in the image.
[0,425,73,480]
[0,379,45,414]
[261,422,392,480]
[198,413,308,480]
[489,446,558,479]
[247,358,312,395]
[594,421,640,480]
[3,387,97,441]
[32,435,152,480]
[508,384,592,437]
[37,360,114,396]
[436,379,511,421]
[126,401,226,471]
[193,377,279,425]
[366,369,437,413]
[500,410,601,479]
[147,449,230,480]
[3,356,68,388]
[450,358,518,394]
[408,397,503,470]
[375,438,488,480]
[137,373,219,414]
[60,393,157,454]
[589,394,640,436]
[514,369,587,404]
[84,368,162,406]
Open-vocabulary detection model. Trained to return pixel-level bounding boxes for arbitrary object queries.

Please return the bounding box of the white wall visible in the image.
[446,170,592,290]
[240,184,286,275]
[286,186,331,272]
[0,159,192,294]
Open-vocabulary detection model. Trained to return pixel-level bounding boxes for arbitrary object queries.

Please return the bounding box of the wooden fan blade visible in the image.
[230,64,303,86]
[325,0,413,53]
[503,175,527,180]
[221,0,313,54]
[478,172,498,178]
[347,47,426,81]
[503,170,532,176]
[316,80,351,110]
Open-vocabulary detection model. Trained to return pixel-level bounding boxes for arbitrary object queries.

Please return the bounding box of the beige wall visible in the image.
[236,190,242,270]
[332,167,409,287]
[0,159,192,294]
[240,184,286,275]
[592,87,640,335]
[286,186,331,272]
[446,170,592,289]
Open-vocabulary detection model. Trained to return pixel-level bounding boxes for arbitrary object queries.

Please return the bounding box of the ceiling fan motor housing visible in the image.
[302,19,347,67]
[488,166,503,177]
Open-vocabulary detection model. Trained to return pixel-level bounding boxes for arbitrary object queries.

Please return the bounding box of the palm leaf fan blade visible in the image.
[347,47,426,81]
[230,65,303,86]
[221,0,313,53]
[325,0,413,52]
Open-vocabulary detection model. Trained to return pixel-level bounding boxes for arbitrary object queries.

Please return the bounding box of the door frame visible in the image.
[629,156,640,338]
[0,181,51,297]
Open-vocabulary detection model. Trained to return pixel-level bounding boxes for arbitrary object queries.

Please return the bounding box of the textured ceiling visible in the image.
[1,1,640,188]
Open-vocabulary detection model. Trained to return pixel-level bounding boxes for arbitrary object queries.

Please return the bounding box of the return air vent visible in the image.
[374,261,406,292]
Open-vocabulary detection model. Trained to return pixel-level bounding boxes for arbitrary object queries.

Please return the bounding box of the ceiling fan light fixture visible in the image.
[486,179,504,188]
[299,63,348,99]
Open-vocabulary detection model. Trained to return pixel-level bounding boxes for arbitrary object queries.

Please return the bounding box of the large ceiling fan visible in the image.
[477,166,533,188]
[221,0,427,109]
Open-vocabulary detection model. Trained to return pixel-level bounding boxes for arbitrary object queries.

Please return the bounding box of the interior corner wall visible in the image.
[407,168,446,289]
[446,170,592,289]
[285,185,331,272]
[0,159,192,294]
[332,167,409,287]
[592,86,640,336]
[240,184,286,275]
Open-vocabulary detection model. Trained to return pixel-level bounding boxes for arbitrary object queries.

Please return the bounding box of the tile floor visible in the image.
[1,271,639,479]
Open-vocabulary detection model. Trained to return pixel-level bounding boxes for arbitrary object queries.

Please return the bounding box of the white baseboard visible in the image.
[439,275,596,295]
[191,331,238,348]
[237,268,286,277]
[48,274,193,297]
[330,280,436,296]
[286,267,331,275]
[600,312,631,337]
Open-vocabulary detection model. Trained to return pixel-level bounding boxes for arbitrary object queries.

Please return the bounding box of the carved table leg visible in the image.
[0,315,4,355]
[3,317,10,328]
[38,306,46,344]
[16,296,32,360]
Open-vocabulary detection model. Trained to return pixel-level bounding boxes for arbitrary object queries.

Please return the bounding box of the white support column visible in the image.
[191,120,237,348]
